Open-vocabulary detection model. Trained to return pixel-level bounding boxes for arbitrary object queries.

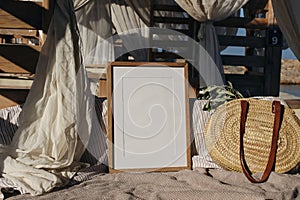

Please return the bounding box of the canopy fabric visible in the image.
[1,0,296,196]
[0,0,247,195]
[0,0,106,195]
[272,0,300,60]
[196,22,224,86]
[76,0,114,94]
[174,0,248,22]
[76,0,114,66]
[174,0,249,86]
[111,0,151,61]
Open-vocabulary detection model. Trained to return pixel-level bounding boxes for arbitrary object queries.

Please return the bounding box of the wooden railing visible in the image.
[0,0,53,108]
[0,0,283,108]
[215,0,282,96]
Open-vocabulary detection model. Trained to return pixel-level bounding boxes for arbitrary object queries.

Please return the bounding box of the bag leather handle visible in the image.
[239,100,282,183]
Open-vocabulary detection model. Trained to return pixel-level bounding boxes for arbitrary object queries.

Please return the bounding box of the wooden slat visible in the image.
[153,16,190,24]
[153,4,185,12]
[221,55,265,68]
[0,73,34,79]
[150,28,190,36]
[264,42,282,96]
[225,74,264,97]
[0,0,44,30]
[98,79,107,98]
[0,94,18,109]
[151,40,189,48]
[214,17,269,29]
[41,0,55,41]
[170,29,190,36]
[0,29,39,37]
[0,78,33,89]
[151,52,183,60]
[285,99,300,109]
[218,35,266,48]
[0,44,41,73]
[0,89,29,109]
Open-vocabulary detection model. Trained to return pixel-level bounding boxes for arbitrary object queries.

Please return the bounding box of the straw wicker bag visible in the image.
[204,98,300,183]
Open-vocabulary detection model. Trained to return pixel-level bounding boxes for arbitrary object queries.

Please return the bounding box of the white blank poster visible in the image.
[113,66,188,170]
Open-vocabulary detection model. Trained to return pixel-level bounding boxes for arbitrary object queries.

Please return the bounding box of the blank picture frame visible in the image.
[107,62,191,173]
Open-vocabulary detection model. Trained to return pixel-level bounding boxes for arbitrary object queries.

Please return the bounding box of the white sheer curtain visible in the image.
[175,0,249,86]
[76,0,114,65]
[76,0,114,94]
[111,0,151,61]
[0,0,107,195]
[272,0,300,60]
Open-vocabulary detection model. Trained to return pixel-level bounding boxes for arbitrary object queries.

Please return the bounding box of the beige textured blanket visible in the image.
[8,168,300,200]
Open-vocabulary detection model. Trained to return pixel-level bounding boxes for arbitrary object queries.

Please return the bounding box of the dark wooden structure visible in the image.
[215,0,282,97]
[0,0,284,109]
[149,0,282,97]
[0,0,53,108]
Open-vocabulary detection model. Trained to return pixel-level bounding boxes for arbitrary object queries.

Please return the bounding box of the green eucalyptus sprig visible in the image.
[197,82,243,111]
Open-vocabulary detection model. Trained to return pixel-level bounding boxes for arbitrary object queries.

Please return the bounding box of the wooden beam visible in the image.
[221,55,265,68]
[152,16,190,24]
[265,0,277,27]
[0,78,33,89]
[153,4,185,12]
[151,40,190,48]
[0,29,39,38]
[285,99,300,109]
[0,44,41,73]
[225,74,264,97]
[264,37,282,96]
[0,89,29,109]
[214,17,269,29]
[150,28,190,36]
[151,52,183,60]
[0,0,44,30]
[98,79,107,98]
[41,0,55,43]
[218,35,266,48]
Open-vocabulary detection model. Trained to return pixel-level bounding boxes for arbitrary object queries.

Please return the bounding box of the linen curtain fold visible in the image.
[0,0,106,195]
[76,0,114,66]
[111,0,151,61]
[272,0,300,60]
[1,0,286,196]
[75,0,114,94]
[174,0,249,86]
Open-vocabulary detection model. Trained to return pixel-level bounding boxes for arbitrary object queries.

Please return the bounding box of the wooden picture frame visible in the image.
[107,62,191,173]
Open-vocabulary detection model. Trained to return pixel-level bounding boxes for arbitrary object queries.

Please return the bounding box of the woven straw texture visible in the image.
[204,98,300,173]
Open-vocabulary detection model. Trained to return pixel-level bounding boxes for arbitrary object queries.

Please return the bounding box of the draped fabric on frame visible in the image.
[111,0,151,61]
[174,0,248,21]
[75,0,114,94]
[272,0,300,60]
[76,0,114,66]
[174,0,249,86]
[0,0,107,195]
[0,0,263,196]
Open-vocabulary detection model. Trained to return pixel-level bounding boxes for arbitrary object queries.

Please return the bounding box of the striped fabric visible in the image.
[78,97,108,166]
[0,105,22,145]
[192,100,220,169]
[101,99,108,133]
